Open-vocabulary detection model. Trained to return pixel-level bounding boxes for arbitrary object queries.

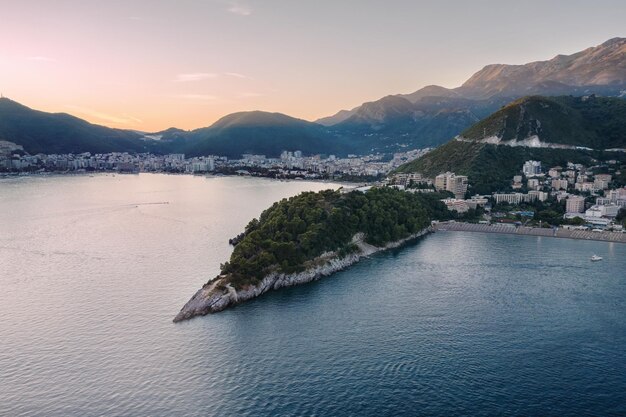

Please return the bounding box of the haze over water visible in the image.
[1,174,625,416]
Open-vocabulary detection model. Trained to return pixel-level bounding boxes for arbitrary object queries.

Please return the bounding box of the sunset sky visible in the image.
[0,0,624,132]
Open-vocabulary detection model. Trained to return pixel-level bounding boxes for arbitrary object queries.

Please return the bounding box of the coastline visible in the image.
[434,221,626,244]
[0,170,366,186]
[173,227,433,322]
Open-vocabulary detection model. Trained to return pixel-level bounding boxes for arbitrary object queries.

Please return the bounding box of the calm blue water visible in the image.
[1,174,625,416]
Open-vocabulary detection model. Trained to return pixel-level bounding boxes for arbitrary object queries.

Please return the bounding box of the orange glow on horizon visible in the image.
[0,1,621,132]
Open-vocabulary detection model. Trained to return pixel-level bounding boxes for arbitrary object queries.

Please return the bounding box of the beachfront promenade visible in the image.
[434,222,626,244]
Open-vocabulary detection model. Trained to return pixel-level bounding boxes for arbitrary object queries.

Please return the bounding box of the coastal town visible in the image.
[0,146,428,181]
[389,159,626,232]
[3,3,626,415]
[3,142,625,232]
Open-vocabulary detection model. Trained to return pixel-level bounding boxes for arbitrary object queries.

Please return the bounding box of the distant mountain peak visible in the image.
[399,85,460,104]
[0,96,27,107]
[458,37,626,98]
[209,110,313,130]
[601,37,625,47]
[315,107,359,126]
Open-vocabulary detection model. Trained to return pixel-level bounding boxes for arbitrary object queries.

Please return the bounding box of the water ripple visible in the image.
[1,175,625,416]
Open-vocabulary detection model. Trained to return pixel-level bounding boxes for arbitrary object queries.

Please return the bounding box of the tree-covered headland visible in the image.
[218,188,449,289]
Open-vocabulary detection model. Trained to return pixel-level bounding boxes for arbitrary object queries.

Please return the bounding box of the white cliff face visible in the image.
[456,135,592,150]
[173,228,432,322]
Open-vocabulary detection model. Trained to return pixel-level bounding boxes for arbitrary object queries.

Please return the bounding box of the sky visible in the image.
[0,0,624,132]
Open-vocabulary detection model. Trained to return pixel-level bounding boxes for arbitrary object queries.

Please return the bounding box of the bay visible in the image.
[1,174,625,416]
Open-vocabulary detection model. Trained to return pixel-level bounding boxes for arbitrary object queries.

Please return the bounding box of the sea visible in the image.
[1,173,625,416]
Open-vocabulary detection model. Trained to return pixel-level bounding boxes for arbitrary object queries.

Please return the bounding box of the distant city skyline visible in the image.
[0,0,624,131]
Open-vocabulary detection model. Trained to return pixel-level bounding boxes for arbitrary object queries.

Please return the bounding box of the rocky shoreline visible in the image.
[173,227,433,322]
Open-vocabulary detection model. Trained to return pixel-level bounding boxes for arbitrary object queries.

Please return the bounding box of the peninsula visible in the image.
[174,188,448,321]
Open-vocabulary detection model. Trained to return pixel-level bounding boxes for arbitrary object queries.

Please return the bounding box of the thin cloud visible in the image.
[174,73,218,82]
[65,105,141,125]
[175,94,218,101]
[124,115,144,124]
[225,72,251,79]
[227,1,252,16]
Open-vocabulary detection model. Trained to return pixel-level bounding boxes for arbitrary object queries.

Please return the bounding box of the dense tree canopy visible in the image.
[220,188,447,289]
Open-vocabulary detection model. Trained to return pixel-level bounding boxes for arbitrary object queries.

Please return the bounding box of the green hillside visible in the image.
[216,188,448,289]
[460,95,626,149]
[0,98,151,154]
[397,95,626,194]
[182,111,351,158]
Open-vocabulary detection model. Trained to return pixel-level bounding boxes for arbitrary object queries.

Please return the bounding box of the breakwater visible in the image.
[434,221,626,243]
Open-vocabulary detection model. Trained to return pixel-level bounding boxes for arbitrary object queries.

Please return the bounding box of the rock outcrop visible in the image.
[173,228,432,322]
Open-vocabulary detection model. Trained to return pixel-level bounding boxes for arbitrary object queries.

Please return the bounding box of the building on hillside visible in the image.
[493,193,525,205]
[527,178,540,190]
[594,177,610,190]
[434,172,451,191]
[551,179,568,190]
[595,174,612,182]
[435,172,468,199]
[548,166,562,178]
[565,195,585,214]
[528,190,548,202]
[493,191,549,205]
[392,172,429,187]
[575,182,595,192]
[523,160,542,176]
[598,189,626,208]
[441,198,469,213]
[466,195,489,210]
[585,204,620,218]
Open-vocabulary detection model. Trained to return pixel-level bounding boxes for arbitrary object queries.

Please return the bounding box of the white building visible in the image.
[435,172,468,199]
[441,198,469,213]
[586,204,620,218]
[575,182,595,192]
[493,193,525,205]
[528,190,548,202]
[523,160,542,176]
[565,196,585,214]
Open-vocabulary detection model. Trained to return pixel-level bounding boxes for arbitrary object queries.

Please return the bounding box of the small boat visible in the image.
[590,255,603,262]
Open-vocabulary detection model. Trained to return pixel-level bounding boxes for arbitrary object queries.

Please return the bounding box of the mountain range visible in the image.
[317,37,625,150]
[0,38,624,157]
[0,98,350,158]
[157,111,351,158]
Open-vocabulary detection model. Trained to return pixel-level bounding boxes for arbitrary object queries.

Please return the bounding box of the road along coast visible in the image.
[434,221,626,244]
